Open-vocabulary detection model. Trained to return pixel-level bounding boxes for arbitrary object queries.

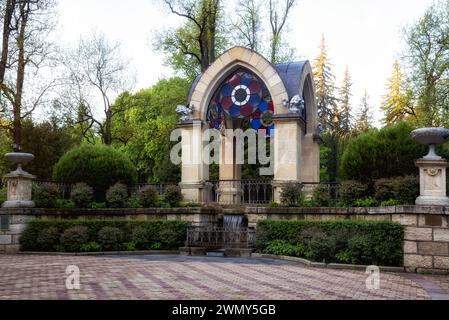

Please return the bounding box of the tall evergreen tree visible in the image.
[381,60,414,125]
[313,35,338,131]
[338,66,353,134]
[355,90,373,133]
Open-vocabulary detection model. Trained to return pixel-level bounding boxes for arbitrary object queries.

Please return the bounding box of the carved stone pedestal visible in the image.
[2,167,36,208]
[415,159,449,206]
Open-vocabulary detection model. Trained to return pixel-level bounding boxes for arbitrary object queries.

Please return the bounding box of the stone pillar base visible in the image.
[415,196,449,206]
[217,181,242,205]
[415,159,449,206]
[179,181,213,203]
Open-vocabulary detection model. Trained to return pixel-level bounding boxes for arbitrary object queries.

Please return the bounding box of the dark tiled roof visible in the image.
[274,61,308,100]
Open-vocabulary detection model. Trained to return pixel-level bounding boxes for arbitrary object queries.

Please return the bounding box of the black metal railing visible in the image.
[186,226,256,249]
[209,179,273,204]
[32,180,341,204]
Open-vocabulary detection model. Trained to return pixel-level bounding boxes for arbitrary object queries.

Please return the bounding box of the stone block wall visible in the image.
[0,214,31,254]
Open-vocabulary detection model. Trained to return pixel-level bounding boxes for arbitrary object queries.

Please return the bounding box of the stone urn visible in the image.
[411,128,449,206]
[2,152,36,208]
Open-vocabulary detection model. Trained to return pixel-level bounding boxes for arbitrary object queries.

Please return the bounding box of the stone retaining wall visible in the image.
[1,205,449,273]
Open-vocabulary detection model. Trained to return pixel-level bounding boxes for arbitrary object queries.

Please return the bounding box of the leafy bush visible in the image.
[137,185,158,207]
[280,183,302,207]
[53,144,137,200]
[33,183,60,208]
[106,183,128,208]
[36,227,60,251]
[339,181,369,206]
[60,226,89,252]
[91,202,107,209]
[70,183,94,208]
[80,241,101,252]
[125,196,142,208]
[97,226,123,251]
[131,226,149,250]
[263,240,304,257]
[0,187,6,205]
[340,122,449,183]
[352,197,378,207]
[256,220,404,266]
[380,199,401,207]
[267,202,280,208]
[312,184,332,207]
[183,201,202,208]
[164,185,183,207]
[56,199,75,209]
[20,219,188,252]
[374,175,419,205]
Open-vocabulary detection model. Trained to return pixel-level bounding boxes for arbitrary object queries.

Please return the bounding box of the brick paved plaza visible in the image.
[0,254,448,300]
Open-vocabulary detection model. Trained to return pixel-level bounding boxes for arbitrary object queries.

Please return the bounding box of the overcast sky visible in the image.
[54,0,433,126]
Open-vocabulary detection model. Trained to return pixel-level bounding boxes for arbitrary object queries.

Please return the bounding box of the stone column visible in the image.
[272,115,303,202]
[415,159,449,206]
[299,133,321,198]
[2,169,36,208]
[178,120,211,203]
[218,128,242,204]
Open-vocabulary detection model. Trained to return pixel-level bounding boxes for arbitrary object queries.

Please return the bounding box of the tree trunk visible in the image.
[0,0,15,84]
[12,3,28,151]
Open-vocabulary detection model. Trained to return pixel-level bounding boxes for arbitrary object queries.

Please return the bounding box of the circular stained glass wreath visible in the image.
[207,69,275,136]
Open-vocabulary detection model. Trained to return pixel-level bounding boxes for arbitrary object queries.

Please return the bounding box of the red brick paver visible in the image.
[0,254,448,300]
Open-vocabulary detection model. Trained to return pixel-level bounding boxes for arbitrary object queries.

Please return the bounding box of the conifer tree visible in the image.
[313,34,338,131]
[355,90,373,133]
[381,60,414,125]
[338,66,353,134]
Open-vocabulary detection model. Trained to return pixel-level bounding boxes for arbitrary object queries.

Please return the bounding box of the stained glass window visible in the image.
[206,68,275,136]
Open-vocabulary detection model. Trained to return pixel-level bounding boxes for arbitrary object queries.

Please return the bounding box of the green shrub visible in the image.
[280,183,302,207]
[340,122,449,183]
[97,226,123,251]
[267,201,280,208]
[56,199,75,209]
[20,219,188,252]
[353,197,378,207]
[263,240,304,257]
[53,144,137,200]
[339,180,369,206]
[0,187,6,205]
[91,202,107,209]
[60,226,89,252]
[380,199,401,207]
[106,183,128,208]
[312,184,332,207]
[183,201,202,208]
[36,227,60,251]
[131,226,149,250]
[70,183,94,208]
[33,183,60,208]
[137,185,158,207]
[164,185,183,207]
[125,196,142,208]
[374,175,419,204]
[256,220,404,266]
[80,241,101,252]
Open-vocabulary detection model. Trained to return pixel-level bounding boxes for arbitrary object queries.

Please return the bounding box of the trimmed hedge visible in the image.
[53,144,137,200]
[20,219,188,252]
[256,220,404,266]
